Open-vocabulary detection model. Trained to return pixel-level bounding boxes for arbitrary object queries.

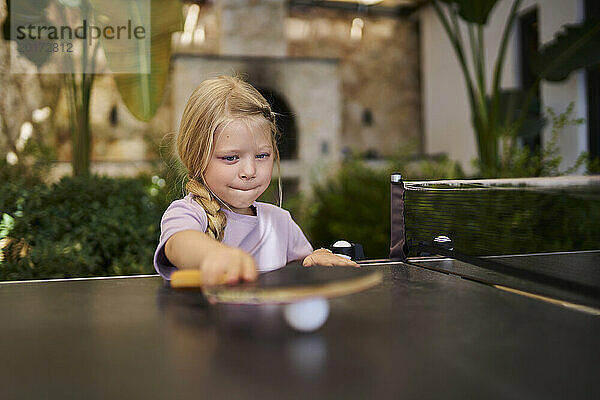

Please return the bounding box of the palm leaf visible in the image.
[438,0,499,25]
[533,18,600,82]
[90,0,182,121]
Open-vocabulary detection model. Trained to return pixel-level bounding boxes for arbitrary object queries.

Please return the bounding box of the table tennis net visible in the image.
[396,177,600,257]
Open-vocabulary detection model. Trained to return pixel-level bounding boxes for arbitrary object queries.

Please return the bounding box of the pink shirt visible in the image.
[153,194,314,279]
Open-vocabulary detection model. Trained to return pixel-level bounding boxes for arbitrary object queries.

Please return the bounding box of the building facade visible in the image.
[420,0,598,173]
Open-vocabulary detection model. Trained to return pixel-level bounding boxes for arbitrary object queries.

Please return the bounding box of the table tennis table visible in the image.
[1,250,598,399]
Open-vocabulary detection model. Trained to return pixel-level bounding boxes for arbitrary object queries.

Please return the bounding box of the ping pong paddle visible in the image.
[170,263,383,304]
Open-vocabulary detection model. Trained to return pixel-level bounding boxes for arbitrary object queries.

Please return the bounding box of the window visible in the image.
[586,0,600,161]
[518,7,541,150]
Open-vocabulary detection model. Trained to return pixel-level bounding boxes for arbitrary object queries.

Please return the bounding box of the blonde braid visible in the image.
[186,179,228,241]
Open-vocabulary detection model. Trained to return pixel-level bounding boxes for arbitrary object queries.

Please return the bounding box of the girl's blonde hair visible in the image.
[176,75,281,241]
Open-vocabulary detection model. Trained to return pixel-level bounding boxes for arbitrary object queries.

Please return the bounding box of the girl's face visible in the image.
[204,119,274,215]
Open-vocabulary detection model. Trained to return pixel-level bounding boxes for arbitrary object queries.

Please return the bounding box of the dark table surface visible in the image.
[1,253,599,399]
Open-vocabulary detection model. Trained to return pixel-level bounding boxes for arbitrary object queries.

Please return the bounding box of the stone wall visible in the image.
[287,7,422,157]
[220,0,287,57]
[173,3,423,159]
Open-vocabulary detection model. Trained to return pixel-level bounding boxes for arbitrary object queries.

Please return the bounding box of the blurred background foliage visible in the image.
[0,174,162,279]
[431,0,600,177]
[1,103,599,279]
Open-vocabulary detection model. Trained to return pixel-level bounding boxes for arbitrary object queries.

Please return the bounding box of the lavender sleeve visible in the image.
[153,199,208,279]
[286,214,313,264]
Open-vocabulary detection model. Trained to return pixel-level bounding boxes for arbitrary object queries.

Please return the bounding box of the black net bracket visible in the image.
[389,173,408,261]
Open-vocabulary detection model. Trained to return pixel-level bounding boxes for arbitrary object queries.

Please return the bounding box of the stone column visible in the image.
[218,0,286,57]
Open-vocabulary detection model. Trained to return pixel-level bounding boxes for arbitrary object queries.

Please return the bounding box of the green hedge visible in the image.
[0,175,164,280]
[302,162,392,258]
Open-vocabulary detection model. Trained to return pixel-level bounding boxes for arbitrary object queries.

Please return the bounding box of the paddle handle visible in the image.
[171,269,209,288]
[170,269,249,289]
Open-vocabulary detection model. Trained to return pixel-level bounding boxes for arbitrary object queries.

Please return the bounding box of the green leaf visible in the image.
[0,213,16,239]
[439,0,499,25]
[533,19,600,82]
[90,0,182,121]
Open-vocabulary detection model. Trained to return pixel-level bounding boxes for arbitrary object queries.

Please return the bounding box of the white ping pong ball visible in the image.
[283,298,330,332]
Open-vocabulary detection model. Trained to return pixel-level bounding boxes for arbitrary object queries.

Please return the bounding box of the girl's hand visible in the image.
[302,248,359,267]
[198,245,258,286]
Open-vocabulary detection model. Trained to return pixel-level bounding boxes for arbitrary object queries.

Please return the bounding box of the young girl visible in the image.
[153,75,356,285]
